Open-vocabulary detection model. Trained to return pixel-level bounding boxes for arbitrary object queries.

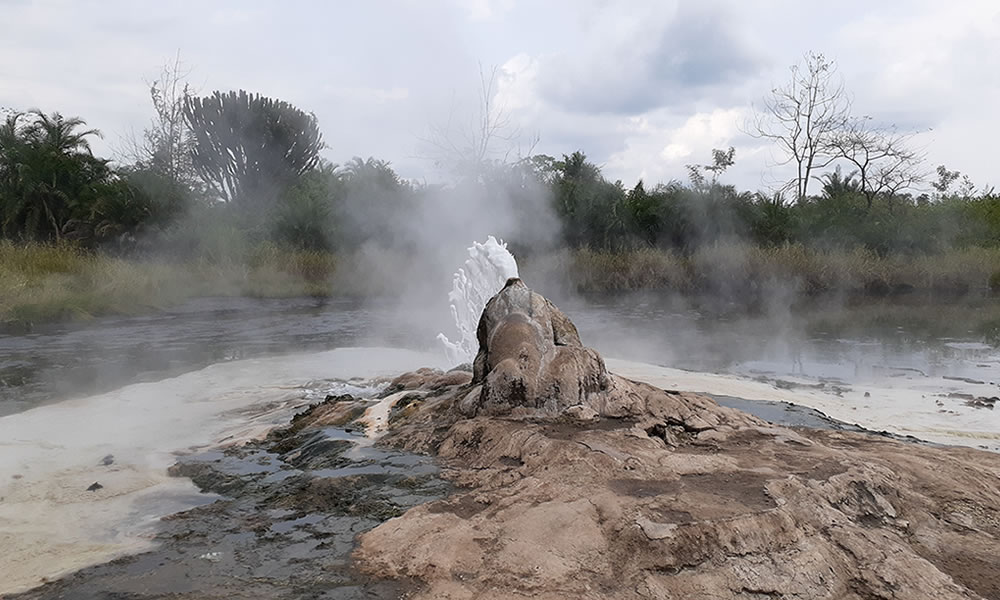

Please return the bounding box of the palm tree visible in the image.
[340,156,401,190]
[820,166,860,200]
[0,111,106,241]
[26,110,102,155]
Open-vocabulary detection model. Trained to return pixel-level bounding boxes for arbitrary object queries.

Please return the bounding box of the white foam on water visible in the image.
[4,232,997,597]
[0,347,444,595]
[437,236,519,366]
[943,341,994,351]
[606,358,1000,452]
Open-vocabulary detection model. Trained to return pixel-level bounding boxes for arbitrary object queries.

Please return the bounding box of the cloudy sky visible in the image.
[1,0,997,193]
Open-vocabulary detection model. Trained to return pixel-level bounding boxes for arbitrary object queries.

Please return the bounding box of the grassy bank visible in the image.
[2,241,999,329]
[526,244,1000,297]
[0,241,337,328]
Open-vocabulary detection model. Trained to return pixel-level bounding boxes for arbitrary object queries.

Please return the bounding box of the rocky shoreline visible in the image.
[13,279,1000,599]
[351,279,1000,599]
[9,402,449,600]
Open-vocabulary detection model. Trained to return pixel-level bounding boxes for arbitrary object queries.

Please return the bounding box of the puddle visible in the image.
[711,394,934,446]
[711,394,862,431]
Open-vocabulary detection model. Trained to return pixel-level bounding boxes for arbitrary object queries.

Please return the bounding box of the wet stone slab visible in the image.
[11,425,448,600]
[710,393,937,447]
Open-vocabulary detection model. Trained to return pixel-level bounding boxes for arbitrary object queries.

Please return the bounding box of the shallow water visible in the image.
[2,293,997,416]
[0,348,443,595]
[560,292,1000,385]
[0,296,442,416]
[9,422,447,600]
[0,291,998,594]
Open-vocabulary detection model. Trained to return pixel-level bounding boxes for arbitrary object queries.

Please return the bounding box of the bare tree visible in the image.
[118,52,197,187]
[421,63,536,179]
[747,52,850,202]
[828,117,926,210]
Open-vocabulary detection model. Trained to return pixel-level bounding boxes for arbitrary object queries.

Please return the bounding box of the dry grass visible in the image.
[0,242,186,325]
[554,248,691,292]
[0,241,338,328]
[559,243,1000,295]
[2,241,998,328]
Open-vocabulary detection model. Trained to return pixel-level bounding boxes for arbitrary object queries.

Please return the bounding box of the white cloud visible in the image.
[604,108,751,185]
[459,0,515,21]
[0,0,995,190]
[496,53,539,114]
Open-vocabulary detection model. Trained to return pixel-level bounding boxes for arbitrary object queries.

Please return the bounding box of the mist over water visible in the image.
[1,240,999,594]
[2,288,997,418]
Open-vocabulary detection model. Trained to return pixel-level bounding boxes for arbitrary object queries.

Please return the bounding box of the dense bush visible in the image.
[2,102,998,270]
[541,152,1000,257]
[0,111,187,248]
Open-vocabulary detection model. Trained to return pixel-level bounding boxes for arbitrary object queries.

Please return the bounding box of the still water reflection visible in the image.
[1,293,998,417]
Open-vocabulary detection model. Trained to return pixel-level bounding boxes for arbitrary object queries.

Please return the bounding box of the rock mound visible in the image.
[460,277,612,417]
[357,281,1000,599]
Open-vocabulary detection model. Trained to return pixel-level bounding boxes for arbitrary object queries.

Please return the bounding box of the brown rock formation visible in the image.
[355,281,1000,599]
[463,277,645,418]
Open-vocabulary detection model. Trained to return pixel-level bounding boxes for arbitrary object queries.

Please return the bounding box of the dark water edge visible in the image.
[9,426,447,600]
[710,394,933,447]
[2,292,999,418]
[712,394,859,430]
[5,391,934,599]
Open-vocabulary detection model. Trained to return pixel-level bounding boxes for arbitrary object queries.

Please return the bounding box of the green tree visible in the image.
[0,111,109,241]
[622,180,663,247]
[819,165,860,199]
[551,151,626,248]
[336,157,412,249]
[748,193,795,246]
[687,147,736,191]
[183,90,324,217]
[273,162,341,250]
[931,165,961,197]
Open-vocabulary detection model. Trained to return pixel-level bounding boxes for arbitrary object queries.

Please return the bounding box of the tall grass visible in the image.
[0,242,183,325]
[0,241,338,328]
[553,243,1000,296]
[554,247,691,292]
[2,241,998,329]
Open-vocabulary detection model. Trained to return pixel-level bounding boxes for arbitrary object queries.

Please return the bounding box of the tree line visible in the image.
[1,53,997,258]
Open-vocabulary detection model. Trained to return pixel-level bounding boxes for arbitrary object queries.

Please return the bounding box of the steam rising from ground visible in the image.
[437,236,519,365]
[326,160,560,344]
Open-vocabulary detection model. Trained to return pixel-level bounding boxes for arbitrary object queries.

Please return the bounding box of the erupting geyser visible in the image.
[437,236,519,365]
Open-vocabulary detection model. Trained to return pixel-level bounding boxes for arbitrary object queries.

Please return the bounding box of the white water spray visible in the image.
[436,236,519,366]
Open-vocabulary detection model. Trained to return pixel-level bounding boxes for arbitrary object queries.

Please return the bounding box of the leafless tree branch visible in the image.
[744,52,851,202]
[827,116,927,209]
[418,63,533,180]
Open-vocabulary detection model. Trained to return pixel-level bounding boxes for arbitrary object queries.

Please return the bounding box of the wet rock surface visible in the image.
[354,282,1000,600]
[463,278,628,418]
[11,412,448,600]
[13,282,1000,599]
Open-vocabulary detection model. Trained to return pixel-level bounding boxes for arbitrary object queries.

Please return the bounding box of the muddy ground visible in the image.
[10,383,995,600]
[9,401,448,600]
